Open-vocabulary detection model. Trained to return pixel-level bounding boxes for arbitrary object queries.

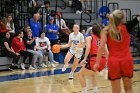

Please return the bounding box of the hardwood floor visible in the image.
[0,64,139,93]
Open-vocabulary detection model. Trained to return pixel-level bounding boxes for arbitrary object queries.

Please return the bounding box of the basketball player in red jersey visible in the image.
[78,24,108,93]
[94,10,140,93]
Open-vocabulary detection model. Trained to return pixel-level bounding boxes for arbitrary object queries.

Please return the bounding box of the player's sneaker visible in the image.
[68,72,74,79]
[62,65,69,72]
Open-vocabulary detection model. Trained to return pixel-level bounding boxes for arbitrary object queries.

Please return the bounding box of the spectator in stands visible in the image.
[28,0,37,8]
[29,13,42,37]
[80,0,92,13]
[12,30,35,70]
[131,35,140,55]
[24,31,44,68]
[0,17,8,39]
[55,12,68,29]
[45,16,59,46]
[1,32,19,71]
[28,0,41,16]
[55,12,70,43]
[0,17,8,33]
[38,0,54,25]
[38,0,51,16]
[71,0,82,14]
[81,29,86,34]
[23,26,31,38]
[6,15,15,36]
[35,32,58,67]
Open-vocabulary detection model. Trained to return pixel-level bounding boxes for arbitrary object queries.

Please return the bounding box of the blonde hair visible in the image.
[107,10,124,40]
[0,17,7,28]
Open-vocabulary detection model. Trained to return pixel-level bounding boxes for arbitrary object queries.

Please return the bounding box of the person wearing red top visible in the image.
[0,17,8,38]
[94,10,140,93]
[12,30,35,70]
[78,24,108,93]
[0,17,8,33]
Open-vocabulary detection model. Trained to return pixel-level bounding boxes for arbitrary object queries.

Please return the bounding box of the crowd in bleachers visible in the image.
[0,0,72,71]
[0,13,61,70]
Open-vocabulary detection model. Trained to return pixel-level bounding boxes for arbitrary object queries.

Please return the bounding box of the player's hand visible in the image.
[80,58,87,66]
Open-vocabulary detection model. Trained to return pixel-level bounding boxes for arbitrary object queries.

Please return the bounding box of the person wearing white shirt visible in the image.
[55,12,70,43]
[55,12,68,29]
[6,15,15,34]
[35,32,58,67]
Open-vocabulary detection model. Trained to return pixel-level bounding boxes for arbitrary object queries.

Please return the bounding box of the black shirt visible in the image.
[24,37,36,50]
[1,38,12,52]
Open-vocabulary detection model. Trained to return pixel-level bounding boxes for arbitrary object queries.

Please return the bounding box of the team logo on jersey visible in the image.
[72,40,79,45]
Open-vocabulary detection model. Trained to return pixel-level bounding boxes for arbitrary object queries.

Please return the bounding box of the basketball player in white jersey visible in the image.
[60,24,85,79]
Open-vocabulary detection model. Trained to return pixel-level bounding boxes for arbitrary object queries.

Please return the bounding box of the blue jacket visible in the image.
[29,18,42,37]
[46,23,58,40]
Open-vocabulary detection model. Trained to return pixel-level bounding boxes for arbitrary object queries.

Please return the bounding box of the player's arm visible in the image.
[80,36,92,65]
[94,27,108,71]
[60,41,72,49]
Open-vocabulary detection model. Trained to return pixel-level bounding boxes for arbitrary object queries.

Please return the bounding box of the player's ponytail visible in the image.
[107,10,124,40]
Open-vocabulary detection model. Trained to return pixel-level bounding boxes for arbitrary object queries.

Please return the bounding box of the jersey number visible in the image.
[96,40,100,46]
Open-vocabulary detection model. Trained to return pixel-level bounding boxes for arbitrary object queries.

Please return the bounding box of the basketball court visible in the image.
[0,57,140,93]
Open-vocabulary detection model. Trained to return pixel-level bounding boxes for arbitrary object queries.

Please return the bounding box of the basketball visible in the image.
[52,44,61,53]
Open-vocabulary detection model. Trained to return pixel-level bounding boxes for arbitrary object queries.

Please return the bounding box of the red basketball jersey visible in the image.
[86,34,106,72]
[107,25,133,79]
[90,35,100,56]
[107,25,133,61]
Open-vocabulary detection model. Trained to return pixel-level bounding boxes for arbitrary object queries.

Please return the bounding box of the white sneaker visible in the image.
[62,65,69,72]
[93,87,99,93]
[68,72,73,79]
[51,63,56,68]
[29,65,35,70]
[41,63,47,68]
[21,63,25,70]
[54,61,59,64]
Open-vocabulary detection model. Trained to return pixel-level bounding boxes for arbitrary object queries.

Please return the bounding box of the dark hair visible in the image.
[44,1,50,5]
[1,31,10,38]
[39,31,45,37]
[14,30,23,37]
[92,23,101,38]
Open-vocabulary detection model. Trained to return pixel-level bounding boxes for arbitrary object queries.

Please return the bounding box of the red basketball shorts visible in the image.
[108,57,133,80]
[85,57,106,72]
